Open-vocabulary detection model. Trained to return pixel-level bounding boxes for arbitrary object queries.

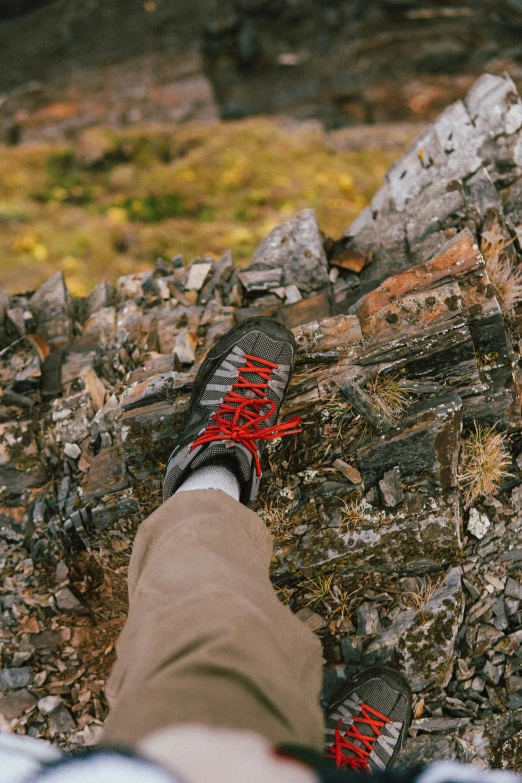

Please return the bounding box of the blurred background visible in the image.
[2,0,522,295]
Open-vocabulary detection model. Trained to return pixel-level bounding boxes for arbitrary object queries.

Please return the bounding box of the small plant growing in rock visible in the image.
[329,583,355,624]
[337,497,367,530]
[404,575,444,621]
[457,423,511,507]
[481,220,522,316]
[305,573,335,608]
[275,585,295,606]
[365,372,409,423]
[258,499,292,539]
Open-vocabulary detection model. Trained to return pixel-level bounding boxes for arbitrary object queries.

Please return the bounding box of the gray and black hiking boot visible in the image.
[324,666,412,772]
[163,317,301,506]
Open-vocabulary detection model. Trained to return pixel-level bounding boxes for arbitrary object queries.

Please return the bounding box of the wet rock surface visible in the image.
[1,74,522,763]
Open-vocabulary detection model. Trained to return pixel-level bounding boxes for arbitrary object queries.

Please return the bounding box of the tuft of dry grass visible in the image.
[480,220,522,316]
[403,575,444,619]
[304,573,335,608]
[457,422,511,507]
[365,372,410,423]
[329,583,354,624]
[258,499,293,539]
[337,497,367,530]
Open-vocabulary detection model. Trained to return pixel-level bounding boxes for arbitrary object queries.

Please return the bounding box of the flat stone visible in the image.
[411,717,471,733]
[0,688,37,719]
[281,292,332,329]
[55,587,81,611]
[199,250,234,305]
[48,702,75,733]
[121,368,194,412]
[251,208,330,294]
[295,607,327,631]
[365,567,465,690]
[13,353,41,393]
[54,561,69,583]
[238,268,283,294]
[396,735,456,767]
[505,578,522,600]
[483,661,502,685]
[1,388,35,408]
[332,459,362,485]
[0,667,32,690]
[356,602,380,635]
[81,445,128,502]
[293,314,362,356]
[340,637,363,664]
[185,262,212,291]
[508,692,522,710]
[81,366,106,412]
[38,695,63,715]
[272,491,463,578]
[356,394,462,490]
[378,466,404,507]
[29,628,70,650]
[41,349,63,398]
[356,230,482,323]
[464,166,502,218]
[91,495,139,530]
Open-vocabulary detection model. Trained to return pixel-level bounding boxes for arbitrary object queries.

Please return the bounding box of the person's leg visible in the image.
[102,487,325,750]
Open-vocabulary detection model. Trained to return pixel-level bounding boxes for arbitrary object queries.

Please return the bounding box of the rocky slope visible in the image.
[1,72,522,767]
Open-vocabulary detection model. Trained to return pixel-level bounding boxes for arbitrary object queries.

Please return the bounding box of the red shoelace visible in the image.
[191,353,302,476]
[325,703,390,772]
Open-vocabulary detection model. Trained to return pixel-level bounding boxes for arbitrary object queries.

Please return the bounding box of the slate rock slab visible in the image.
[364,567,465,691]
[272,491,463,578]
[0,666,32,690]
[0,688,37,719]
[250,208,330,294]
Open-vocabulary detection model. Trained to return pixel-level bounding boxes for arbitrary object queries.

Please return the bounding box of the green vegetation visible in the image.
[0,120,403,296]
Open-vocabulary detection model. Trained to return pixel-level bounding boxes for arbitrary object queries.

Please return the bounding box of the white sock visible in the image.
[176,463,241,501]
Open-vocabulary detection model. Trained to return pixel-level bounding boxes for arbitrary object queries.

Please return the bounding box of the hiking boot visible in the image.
[324,666,412,772]
[163,317,301,506]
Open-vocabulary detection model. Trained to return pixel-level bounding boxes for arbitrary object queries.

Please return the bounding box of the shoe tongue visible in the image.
[192,441,253,484]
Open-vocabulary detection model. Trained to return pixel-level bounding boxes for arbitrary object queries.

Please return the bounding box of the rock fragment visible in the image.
[0,689,37,719]
[55,587,81,611]
[467,508,491,540]
[185,262,212,291]
[378,466,403,508]
[356,602,380,635]
[251,208,330,294]
[296,607,327,631]
[0,667,32,690]
[30,271,73,349]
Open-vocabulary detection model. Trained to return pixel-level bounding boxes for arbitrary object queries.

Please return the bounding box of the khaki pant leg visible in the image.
[101,489,325,751]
